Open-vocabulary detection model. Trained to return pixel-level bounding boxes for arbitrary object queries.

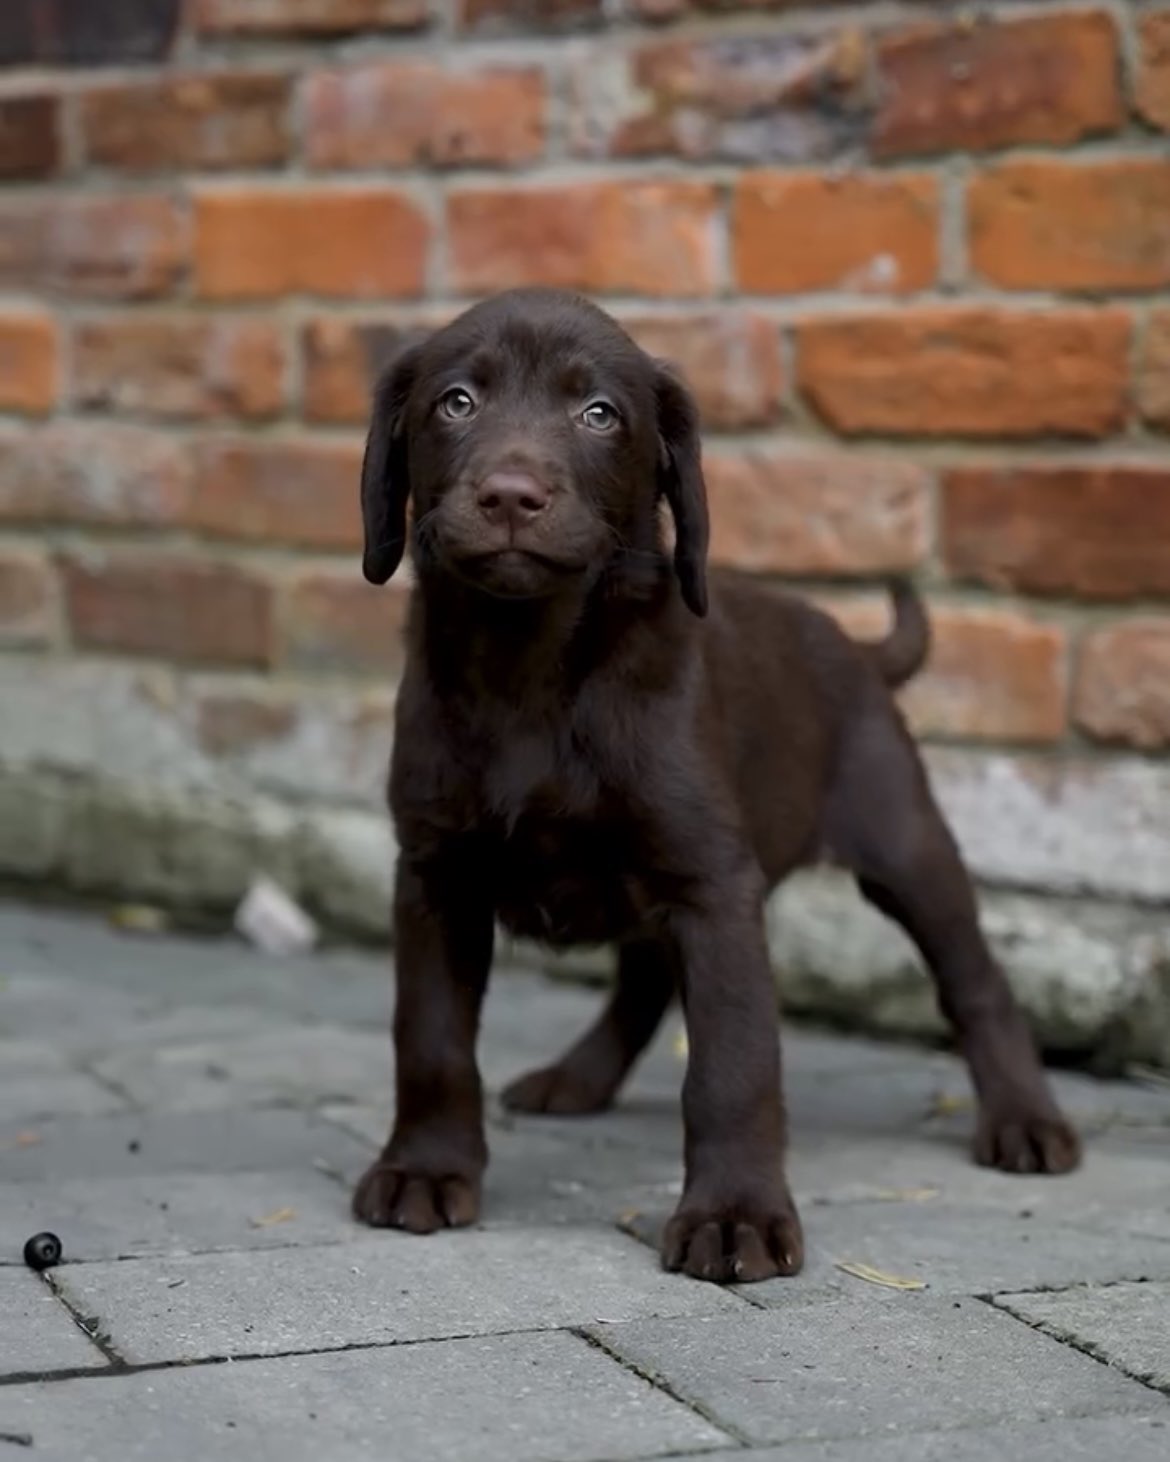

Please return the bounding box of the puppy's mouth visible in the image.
[451,546,590,598]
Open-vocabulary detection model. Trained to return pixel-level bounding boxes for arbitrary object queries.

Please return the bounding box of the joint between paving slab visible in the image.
[572,1326,750,1450]
[43,1272,127,1369]
[978,1292,1170,1401]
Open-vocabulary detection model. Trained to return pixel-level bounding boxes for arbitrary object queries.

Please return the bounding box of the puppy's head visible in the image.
[360,288,708,615]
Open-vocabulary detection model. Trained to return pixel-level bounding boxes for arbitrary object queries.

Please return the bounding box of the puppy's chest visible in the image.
[491,813,675,947]
[476,736,673,946]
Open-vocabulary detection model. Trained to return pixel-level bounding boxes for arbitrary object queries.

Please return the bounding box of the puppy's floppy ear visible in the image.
[653,361,709,618]
[361,332,428,586]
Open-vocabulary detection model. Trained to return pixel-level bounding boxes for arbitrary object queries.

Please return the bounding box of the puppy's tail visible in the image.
[870,579,930,689]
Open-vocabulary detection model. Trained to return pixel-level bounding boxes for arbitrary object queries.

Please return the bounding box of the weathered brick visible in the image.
[304,62,544,169]
[46,195,188,299]
[0,202,45,289]
[193,439,364,550]
[823,598,1067,743]
[734,173,938,295]
[1136,11,1170,132]
[571,29,870,162]
[459,0,601,30]
[0,423,191,527]
[797,308,1130,439]
[303,316,438,424]
[969,159,1170,292]
[942,466,1170,599]
[0,550,58,649]
[447,182,720,297]
[1075,620,1170,750]
[82,73,290,172]
[73,316,285,421]
[194,188,428,301]
[621,313,783,428]
[0,94,62,178]
[282,571,409,676]
[196,1,428,34]
[706,451,929,575]
[1139,310,1170,430]
[64,555,274,668]
[874,11,1121,158]
[0,312,58,415]
[195,692,297,757]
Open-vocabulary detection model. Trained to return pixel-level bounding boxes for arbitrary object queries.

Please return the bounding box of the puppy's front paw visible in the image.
[662,1189,804,1284]
[975,1108,1081,1175]
[352,1161,481,1233]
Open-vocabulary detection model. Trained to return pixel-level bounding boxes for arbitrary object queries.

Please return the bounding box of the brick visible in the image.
[447,182,720,297]
[304,62,544,169]
[0,551,58,649]
[823,600,1067,743]
[1136,12,1170,132]
[797,308,1130,439]
[0,202,45,289]
[193,438,364,550]
[734,172,938,295]
[706,450,929,575]
[874,11,1122,158]
[196,1,428,34]
[0,312,58,415]
[46,195,188,299]
[571,29,871,163]
[0,93,62,178]
[459,0,602,30]
[969,160,1170,292]
[82,73,290,173]
[0,423,191,528]
[195,693,298,756]
[64,556,274,668]
[73,316,285,421]
[942,466,1170,600]
[282,571,409,676]
[303,316,434,424]
[909,607,1067,743]
[1139,310,1170,430]
[194,188,428,301]
[1075,620,1170,751]
[621,313,783,428]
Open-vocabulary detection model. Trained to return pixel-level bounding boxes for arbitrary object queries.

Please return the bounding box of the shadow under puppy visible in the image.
[353,287,1079,1284]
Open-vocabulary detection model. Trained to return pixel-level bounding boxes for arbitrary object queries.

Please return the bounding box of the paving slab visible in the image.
[0,1269,107,1378]
[0,1168,354,1266]
[787,1133,1170,1243]
[682,1413,1170,1462]
[996,1281,1170,1391]
[586,1298,1155,1446]
[619,1198,1170,1301]
[0,1109,370,1184]
[52,1226,744,1364]
[0,1328,730,1462]
[323,1103,684,1226]
[89,1024,395,1112]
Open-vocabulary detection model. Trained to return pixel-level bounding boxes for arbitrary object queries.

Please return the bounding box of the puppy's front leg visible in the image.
[663,868,803,1283]
[353,857,493,1234]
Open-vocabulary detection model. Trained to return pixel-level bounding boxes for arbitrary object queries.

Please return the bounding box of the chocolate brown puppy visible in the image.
[353,288,1079,1283]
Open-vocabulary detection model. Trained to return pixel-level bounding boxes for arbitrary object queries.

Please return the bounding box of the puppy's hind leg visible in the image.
[827,709,1080,1175]
[501,937,676,1115]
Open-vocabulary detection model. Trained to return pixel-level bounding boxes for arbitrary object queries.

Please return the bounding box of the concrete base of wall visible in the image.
[4,764,1167,1074]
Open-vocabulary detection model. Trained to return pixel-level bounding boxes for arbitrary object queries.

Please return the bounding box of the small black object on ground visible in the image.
[23,1232,63,1271]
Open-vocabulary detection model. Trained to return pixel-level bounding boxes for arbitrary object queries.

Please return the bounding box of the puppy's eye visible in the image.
[579,400,619,432]
[439,387,477,421]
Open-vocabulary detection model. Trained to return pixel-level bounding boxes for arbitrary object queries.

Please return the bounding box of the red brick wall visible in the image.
[0,0,1168,904]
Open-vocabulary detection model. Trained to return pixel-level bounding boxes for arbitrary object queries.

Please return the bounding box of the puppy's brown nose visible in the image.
[475,471,550,530]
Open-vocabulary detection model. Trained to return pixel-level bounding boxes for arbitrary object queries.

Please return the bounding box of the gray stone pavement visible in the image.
[1,903,1169,1461]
